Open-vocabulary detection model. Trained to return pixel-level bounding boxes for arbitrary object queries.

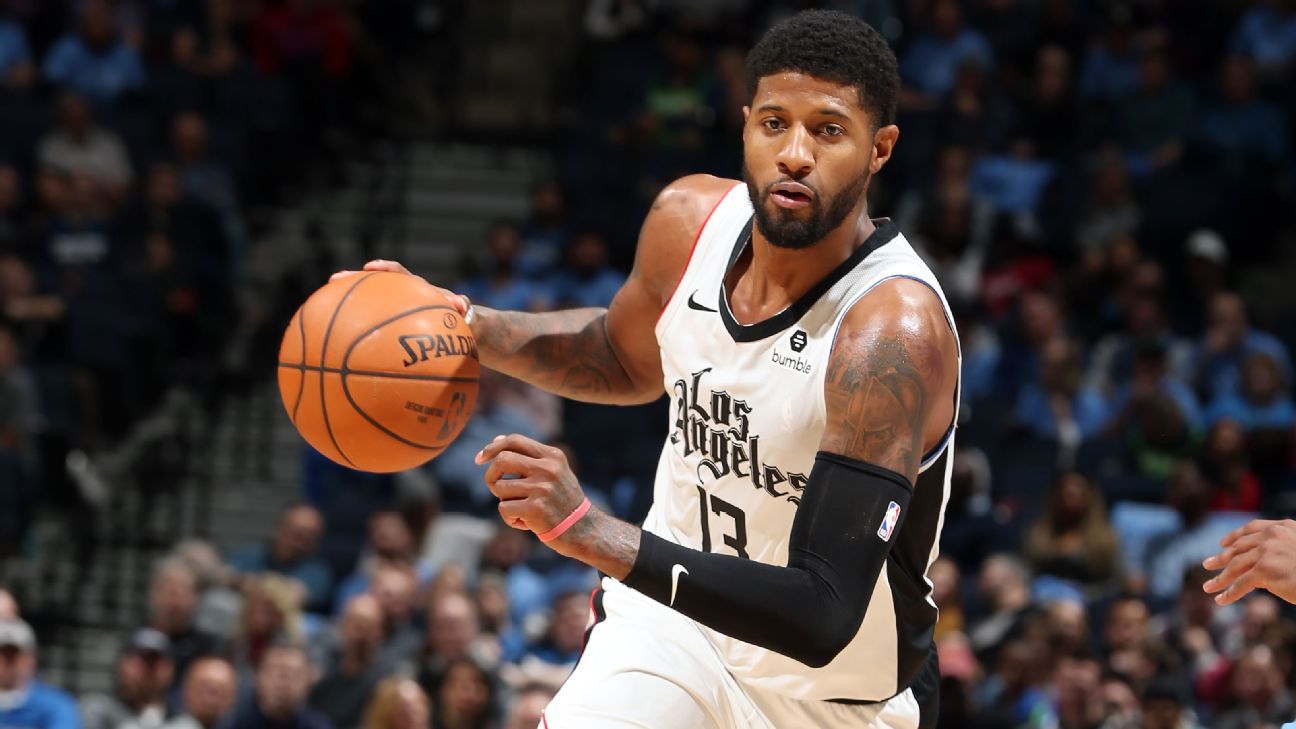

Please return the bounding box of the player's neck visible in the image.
[733,213,876,317]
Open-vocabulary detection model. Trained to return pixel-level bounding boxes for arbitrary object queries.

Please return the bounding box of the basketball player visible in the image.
[1203,518,1296,605]
[336,11,960,728]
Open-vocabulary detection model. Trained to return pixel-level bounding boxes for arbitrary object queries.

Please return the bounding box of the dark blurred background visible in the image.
[0,1,1295,728]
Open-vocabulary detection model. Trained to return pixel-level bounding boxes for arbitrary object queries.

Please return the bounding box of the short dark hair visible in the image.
[745,10,899,128]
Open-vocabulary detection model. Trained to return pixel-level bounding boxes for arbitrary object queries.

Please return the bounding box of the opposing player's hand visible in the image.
[476,434,589,548]
[1202,519,1296,605]
[330,259,470,316]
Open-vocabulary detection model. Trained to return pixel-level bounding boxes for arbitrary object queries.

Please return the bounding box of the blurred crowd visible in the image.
[3,1,1296,729]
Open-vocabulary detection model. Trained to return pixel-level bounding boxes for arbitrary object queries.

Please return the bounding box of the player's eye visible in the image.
[820,124,845,137]
[762,118,785,131]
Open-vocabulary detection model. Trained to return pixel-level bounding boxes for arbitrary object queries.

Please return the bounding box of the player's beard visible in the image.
[743,162,871,250]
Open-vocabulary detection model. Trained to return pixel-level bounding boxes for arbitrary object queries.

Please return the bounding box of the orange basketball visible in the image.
[277,271,479,473]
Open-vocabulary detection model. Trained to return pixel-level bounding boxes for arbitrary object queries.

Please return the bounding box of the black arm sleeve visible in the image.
[621,452,912,668]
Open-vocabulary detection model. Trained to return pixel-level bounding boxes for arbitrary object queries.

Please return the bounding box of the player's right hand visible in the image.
[1203,518,1296,606]
[331,259,471,316]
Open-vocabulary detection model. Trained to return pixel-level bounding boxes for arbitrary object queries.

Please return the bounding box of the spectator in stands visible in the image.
[1205,352,1294,432]
[472,574,522,664]
[1216,644,1294,729]
[517,181,571,276]
[416,592,495,694]
[333,512,426,612]
[358,679,429,729]
[1019,44,1081,161]
[967,554,1032,665]
[170,112,245,278]
[455,222,549,313]
[228,505,333,614]
[252,0,351,79]
[0,165,26,252]
[1079,8,1141,101]
[900,0,993,101]
[1113,46,1194,176]
[966,138,1055,219]
[0,10,33,92]
[37,92,133,212]
[1193,291,1292,402]
[1230,0,1296,77]
[1139,676,1204,729]
[969,639,1051,727]
[221,644,332,729]
[548,230,624,310]
[428,659,493,729]
[1103,597,1151,674]
[159,657,237,729]
[1011,336,1107,451]
[1201,420,1263,511]
[0,589,17,619]
[1097,339,1204,441]
[430,371,547,515]
[164,541,241,641]
[367,564,422,669]
[1051,656,1105,729]
[519,591,585,673]
[146,560,223,691]
[0,619,80,729]
[0,323,36,550]
[1023,472,1121,586]
[42,0,145,104]
[1074,147,1142,256]
[1196,56,1289,175]
[1146,465,1241,599]
[228,575,304,677]
[1085,295,1193,394]
[308,595,393,729]
[81,630,175,729]
[501,684,552,729]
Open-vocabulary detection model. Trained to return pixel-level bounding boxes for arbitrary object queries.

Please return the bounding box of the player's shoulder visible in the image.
[831,277,957,384]
[633,175,740,293]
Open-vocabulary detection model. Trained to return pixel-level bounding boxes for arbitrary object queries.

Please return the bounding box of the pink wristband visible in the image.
[537,497,592,543]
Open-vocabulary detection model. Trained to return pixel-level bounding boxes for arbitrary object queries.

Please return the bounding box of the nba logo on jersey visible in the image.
[877,501,901,542]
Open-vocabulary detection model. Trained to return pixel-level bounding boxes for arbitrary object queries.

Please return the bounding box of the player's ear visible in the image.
[742,105,751,124]
[870,125,899,174]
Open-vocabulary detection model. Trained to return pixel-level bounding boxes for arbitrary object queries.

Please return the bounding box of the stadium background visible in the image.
[0,0,1295,728]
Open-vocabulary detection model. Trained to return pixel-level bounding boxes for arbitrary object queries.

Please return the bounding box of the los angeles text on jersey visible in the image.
[670,367,807,505]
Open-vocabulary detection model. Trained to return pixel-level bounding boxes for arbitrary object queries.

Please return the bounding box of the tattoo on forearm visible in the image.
[822,333,936,479]
[474,307,636,402]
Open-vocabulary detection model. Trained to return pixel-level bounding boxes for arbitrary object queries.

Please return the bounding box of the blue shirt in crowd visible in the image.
[456,276,549,313]
[900,29,993,96]
[1205,393,1296,431]
[1195,330,1294,400]
[0,21,30,76]
[227,544,335,614]
[1232,6,1296,69]
[549,268,625,310]
[0,681,82,729]
[42,34,144,103]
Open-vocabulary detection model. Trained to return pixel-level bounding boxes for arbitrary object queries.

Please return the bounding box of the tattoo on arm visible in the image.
[473,307,639,403]
[821,333,936,480]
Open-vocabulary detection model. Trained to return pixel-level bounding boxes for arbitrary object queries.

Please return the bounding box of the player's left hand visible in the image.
[1203,518,1296,605]
[476,434,589,549]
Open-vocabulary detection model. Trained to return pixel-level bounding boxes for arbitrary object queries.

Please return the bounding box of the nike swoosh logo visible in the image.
[687,291,717,313]
[670,564,689,606]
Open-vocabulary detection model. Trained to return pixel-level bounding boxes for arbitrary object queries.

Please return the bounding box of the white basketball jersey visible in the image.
[637,183,962,703]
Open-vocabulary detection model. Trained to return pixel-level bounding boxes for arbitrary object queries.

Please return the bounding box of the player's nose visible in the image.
[775,125,814,179]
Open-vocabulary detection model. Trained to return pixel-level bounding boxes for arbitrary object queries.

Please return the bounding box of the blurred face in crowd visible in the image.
[933,0,963,37]
[183,658,237,729]
[1141,695,1183,729]
[244,584,288,640]
[1050,472,1094,530]
[1231,645,1283,709]
[0,590,17,620]
[485,224,521,270]
[118,649,175,708]
[1054,658,1102,728]
[531,181,565,223]
[0,642,32,691]
[0,327,17,373]
[741,70,887,252]
[475,576,509,633]
[1039,337,1079,394]
[150,565,198,632]
[341,595,384,657]
[173,113,209,163]
[390,680,431,729]
[1179,566,1217,627]
[369,512,414,561]
[0,166,20,214]
[1035,45,1071,101]
[505,688,553,729]
[567,232,609,275]
[428,593,479,662]
[1242,353,1284,404]
[371,566,417,629]
[438,661,490,726]
[80,0,116,49]
[58,94,93,138]
[0,254,35,300]
[1105,598,1150,652]
[928,558,959,610]
[1221,56,1256,104]
[1046,600,1089,655]
[257,647,311,719]
[1125,296,1164,337]
[148,164,183,208]
[1209,293,1248,350]
[1020,291,1061,346]
[482,527,529,570]
[1205,419,1247,466]
[549,592,589,655]
[272,506,324,564]
[994,641,1035,693]
[1242,595,1279,644]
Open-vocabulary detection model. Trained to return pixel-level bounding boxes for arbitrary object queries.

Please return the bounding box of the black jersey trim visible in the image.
[717,218,900,343]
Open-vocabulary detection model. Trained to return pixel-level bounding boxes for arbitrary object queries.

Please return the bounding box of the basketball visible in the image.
[277,271,479,473]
